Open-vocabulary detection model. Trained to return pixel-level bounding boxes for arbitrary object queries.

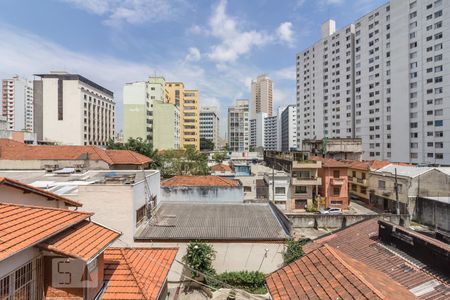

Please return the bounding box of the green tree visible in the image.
[200,138,215,151]
[212,152,227,163]
[183,241,216,277]
[283,238,307,265]
[157,146,210,177]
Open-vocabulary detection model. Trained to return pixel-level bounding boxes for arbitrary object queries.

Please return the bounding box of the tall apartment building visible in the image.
[228,99,249,152]
[297,0,450,164]
[2,76,33,131]
[250,112,267,149]
[165,82,200,150]
[199,106,220,150]
[123,76,180,150]
[281,104,298,152]
[264,115,278,151]
[33,72,115,145]
[251,74,273,119]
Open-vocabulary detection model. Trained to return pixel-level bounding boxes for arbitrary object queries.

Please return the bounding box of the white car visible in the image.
[320,207,343,215]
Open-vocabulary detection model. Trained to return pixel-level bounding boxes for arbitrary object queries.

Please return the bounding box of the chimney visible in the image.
[321,19,336,38]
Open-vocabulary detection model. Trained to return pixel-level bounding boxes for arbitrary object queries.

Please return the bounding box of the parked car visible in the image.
[320,207,342,215]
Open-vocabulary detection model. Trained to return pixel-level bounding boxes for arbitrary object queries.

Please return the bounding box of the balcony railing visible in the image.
[331,177,345,185]
[292,177,322,186]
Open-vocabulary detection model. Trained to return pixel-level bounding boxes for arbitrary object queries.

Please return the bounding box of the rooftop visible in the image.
[310,156,348,168]
[0,170,158,196]
[135,203,289,241]
[0,139,151,166]
[102,247,178,300]
[0,176,82,207]
[266,244,416,300]
[303,219,450,299]
[211,163,232,172]
[161,175,240,187]
[39,220,120,262]
[375,165,435,178]
[0,203,92,260]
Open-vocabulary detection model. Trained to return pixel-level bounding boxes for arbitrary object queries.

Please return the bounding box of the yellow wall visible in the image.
[348,168,369,201]
[165,82,200,150]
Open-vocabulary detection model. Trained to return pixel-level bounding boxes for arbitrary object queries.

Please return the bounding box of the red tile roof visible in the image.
[161,176,240,187]
[0,139,151,166]
[266,244,416,300]
[303,219,450,299]
[102,248,178,300]
[211,163,232,172]
[39,220,120,262]
[0,203,91,260]
[310,156,348,168]
[0,176,82,207]
[343,160,391,171]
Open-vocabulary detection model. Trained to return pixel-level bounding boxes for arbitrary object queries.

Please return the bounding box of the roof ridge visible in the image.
[90,146,113,165]
[120,248,148,299]
[324,244,386,299]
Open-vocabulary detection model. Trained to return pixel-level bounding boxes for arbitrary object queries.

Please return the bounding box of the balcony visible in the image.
[292,160,322,169]
[349,176,367,185]
[331,177,345,185]
[292,177,322,186]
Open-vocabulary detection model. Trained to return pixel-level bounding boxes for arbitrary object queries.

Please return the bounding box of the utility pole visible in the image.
[272,157,275,204]
[394,168,400,215]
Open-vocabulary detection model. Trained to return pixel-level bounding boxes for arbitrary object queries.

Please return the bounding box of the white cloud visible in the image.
[185,47,201,62]
[61,0,187,25]
[319,0,345,6]
[276,22,294,46]
[274,66,296,81]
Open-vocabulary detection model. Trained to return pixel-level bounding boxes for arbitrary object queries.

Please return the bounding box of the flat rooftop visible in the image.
[135,202,289,242]
[0,170,158,196]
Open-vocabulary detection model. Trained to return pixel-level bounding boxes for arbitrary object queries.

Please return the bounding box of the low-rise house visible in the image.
[0,178,177,300]
[160,175,243,203]
[210,163,234,177]
[369,165,450,214]
[413,196,449,233]
[0,139,151,170]
[0,169,161,244]
[311,156,349,209]
[266,218,450,299]
[135,202,290,275]
[344,160,391,202]
[264,170,290,210]
[265,151,322,212]
[230,162,252,176]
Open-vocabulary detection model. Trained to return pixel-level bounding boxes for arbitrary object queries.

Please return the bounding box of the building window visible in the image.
[136,205,146,226]
[378,180,385,189]
[244,186,252,192]
[333,186,340,196]
[295,186,307,194]
[275,187,286,195]
[333,170,340,178]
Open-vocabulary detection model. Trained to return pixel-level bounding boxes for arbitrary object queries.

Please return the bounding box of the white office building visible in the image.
[228,99,250,152]
[33,72,115,145]
[281,105,298,152]
[2,76,33,131]
[200,106,220,149]
[250,112,267,149]
[297,0,450,164]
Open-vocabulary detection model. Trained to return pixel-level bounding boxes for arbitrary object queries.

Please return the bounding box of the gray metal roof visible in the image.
[135,203,289,241]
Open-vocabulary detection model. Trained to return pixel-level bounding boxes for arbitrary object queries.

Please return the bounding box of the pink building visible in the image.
[311,156,349,210]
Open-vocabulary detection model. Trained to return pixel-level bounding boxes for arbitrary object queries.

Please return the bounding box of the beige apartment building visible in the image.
[165,82,200,150]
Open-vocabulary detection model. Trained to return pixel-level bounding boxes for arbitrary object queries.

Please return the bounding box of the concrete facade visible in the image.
[2,76,33,132]
[228,99,250,152]
[199,106,220,150]
[153,100,180,150]
[297,0,450,164]
[33,72,115,146]
[251,74,273,119]
[281,105,297,152]
[264,171,290,210]
[160,185,244,203]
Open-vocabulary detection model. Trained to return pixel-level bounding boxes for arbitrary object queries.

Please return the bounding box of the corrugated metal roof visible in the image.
[135,203,289,241]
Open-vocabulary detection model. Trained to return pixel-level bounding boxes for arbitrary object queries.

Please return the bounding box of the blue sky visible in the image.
[0,0,386,136]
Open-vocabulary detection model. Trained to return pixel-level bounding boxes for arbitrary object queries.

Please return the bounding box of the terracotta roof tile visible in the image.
[310,156,348,168]
[266,244,416,300]
[0,203,91,260]
[102,248,178,300]
[161,176,240,187]
[0,139,151,166]
[0,176,82,207]
[303,219,450,299]
[39,220,121,262]
[211,163,232,172]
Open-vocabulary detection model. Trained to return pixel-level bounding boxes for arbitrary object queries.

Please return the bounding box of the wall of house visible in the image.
[0,159,109,170]
[160,186,244,203]
[348,168,369,201]
[0,185,69,209]
[73,185,134,244]
[0,248,40,277]
[319,167,349,209]
[413,197,450,231]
